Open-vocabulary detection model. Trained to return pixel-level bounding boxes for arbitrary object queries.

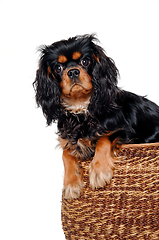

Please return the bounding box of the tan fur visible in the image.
[59,65,93,113]
[58,55,67,63]
[60,92,92,114]
[60,66,93,97]
[72,51,82,60]
[62,149,83,199]
[89,136,115,190]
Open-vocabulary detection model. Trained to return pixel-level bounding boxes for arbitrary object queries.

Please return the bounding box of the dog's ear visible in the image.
[88,44,119,116]
[33,63,61,125]
[93,44,118,86]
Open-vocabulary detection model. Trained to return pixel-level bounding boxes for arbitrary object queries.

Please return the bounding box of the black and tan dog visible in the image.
[33,34,159,199]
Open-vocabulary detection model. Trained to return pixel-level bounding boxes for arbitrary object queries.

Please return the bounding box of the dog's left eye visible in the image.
[81,58,90,67]
[54,64,63,74]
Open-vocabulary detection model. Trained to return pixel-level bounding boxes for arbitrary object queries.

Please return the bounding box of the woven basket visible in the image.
[61,143,159,240]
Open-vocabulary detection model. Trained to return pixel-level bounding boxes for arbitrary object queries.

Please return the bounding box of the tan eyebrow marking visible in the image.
[58,55,67,63]
[47,66,52,78]
[72,52,82,60]
[93,54,99,62]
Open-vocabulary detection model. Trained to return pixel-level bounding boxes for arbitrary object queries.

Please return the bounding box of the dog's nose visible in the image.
[67,69,80,80]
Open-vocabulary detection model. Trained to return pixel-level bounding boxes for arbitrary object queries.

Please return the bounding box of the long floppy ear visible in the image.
[88,44,119,116]
[33,64,61,125]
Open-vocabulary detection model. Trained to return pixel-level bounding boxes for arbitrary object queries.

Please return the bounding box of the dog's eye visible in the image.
[54,64,63,74]
[81,58,90,67]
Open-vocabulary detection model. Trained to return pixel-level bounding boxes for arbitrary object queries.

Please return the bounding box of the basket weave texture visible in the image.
[61,143,159,240]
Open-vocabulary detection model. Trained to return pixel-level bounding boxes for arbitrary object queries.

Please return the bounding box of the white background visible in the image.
[0,0,159,239]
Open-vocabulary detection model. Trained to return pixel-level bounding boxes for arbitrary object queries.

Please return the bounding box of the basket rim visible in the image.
[122,142,159,148]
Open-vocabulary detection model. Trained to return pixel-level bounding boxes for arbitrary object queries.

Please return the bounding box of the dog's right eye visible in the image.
[81,58,90,67]
[54,64,63,74]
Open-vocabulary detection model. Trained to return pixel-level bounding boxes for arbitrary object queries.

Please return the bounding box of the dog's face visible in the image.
[34,35,119,124]
[46,42,97,113]
[50,50,93,97]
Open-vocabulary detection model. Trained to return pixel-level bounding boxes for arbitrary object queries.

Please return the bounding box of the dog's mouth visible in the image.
[67,83,92,97]
[60,83,93,114]
[60,83,93,113]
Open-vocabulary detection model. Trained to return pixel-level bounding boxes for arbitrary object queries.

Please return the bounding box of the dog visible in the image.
[33,34,159,199]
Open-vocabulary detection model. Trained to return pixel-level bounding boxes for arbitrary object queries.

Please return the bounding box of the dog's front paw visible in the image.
[89,156,114,190]
[63,183,82,199]
[63,167,83,199]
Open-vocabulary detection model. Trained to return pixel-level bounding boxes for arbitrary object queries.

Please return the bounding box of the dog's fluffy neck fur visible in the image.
[58,109,104,159]
[60,92,92,114]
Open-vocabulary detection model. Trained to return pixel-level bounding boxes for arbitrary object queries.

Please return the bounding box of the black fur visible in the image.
[33,34,159,153]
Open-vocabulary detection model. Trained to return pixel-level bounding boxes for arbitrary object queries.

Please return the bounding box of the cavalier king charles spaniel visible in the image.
[33,34,159,199]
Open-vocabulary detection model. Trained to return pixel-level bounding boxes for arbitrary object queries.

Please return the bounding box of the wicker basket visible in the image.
[61,143,159,240]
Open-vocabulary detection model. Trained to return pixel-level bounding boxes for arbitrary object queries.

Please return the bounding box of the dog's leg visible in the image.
[62,149,83,199]
[89,136,114,189]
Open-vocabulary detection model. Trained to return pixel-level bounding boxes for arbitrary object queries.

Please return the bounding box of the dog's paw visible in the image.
[63,183,82,199]
[63,166,83,199]
[89,157,114,190]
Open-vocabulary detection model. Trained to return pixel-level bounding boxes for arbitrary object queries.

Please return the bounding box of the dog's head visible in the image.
[34,34,119,125]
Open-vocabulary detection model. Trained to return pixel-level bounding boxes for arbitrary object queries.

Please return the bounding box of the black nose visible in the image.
[67,69,80,80]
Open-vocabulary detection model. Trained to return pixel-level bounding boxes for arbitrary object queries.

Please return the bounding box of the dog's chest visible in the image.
[58,113,103,159]
[59,136,96,160]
